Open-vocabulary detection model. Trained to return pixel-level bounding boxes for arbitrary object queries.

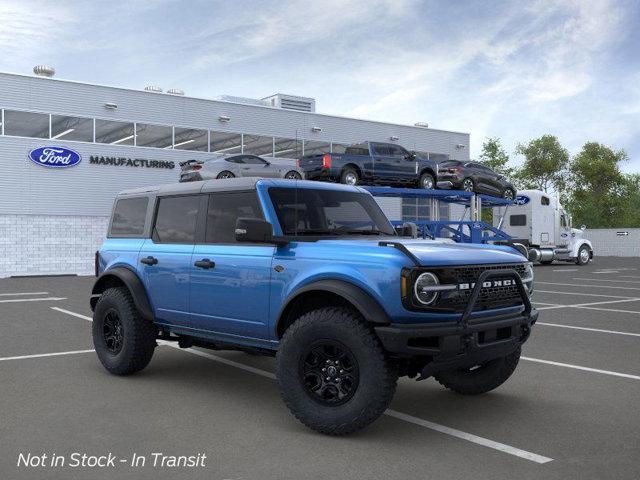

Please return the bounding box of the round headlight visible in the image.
[414,272,440,305]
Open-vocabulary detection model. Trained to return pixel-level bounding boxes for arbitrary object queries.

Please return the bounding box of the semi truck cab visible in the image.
[494,189,593,265]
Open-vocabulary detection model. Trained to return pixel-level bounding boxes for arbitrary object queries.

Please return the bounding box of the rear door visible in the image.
[370,143,393,181]
[139,194,201,327]
[189,191,274,342]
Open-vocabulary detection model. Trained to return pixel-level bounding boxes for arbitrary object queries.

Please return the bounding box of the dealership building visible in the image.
[0,68,470,277]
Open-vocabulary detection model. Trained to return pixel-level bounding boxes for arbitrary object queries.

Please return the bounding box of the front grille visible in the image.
[411,264,527,312]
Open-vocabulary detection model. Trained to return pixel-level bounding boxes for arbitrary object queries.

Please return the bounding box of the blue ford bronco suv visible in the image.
[91,178,537,435]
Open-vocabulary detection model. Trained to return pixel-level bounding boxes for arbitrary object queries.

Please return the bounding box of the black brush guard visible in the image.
[374,269,537,380]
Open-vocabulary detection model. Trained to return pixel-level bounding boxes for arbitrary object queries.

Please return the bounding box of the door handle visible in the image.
[194,259,215,269]
[140,256,158,266]
[241,167,251,170]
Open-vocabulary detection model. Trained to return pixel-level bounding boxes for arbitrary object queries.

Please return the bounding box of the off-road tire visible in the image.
[434,347,521,395]
[340,168,359,186]
[576,245,591,265]
[419,172,435,189]
[276,307,397,435]
[93,287,156,376]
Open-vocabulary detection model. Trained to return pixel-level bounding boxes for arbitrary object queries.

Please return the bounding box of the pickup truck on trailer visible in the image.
[91,178,537,435]
[299,141,439,189]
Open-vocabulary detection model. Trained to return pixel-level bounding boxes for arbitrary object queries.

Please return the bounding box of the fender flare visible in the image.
[275,279,390,336]
[90,267,154,321]
[572,239,593,258]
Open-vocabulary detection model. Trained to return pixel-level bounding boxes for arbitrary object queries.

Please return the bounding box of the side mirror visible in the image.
[581,224,586,230]
[235,218,274,243]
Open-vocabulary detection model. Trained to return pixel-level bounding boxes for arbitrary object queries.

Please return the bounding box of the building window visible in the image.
[273,137,302,158]
[95,119,135,145]
[3,110,49,139]
[135,123,173,148]
[50,114,94,142]
[243,135,275,156]
[303,140,331,156]
[402,198,431,222]
[173,127,208,151]
[210,131,242,154]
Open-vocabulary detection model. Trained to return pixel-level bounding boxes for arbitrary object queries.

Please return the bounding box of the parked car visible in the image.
[179,154,304,182]
[298,141,439,189]
[91,178,536,435]
[436,160,516,199]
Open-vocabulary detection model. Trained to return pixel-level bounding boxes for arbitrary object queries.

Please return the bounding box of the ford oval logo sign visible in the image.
[28,146,82,168]
[514,195,530,205]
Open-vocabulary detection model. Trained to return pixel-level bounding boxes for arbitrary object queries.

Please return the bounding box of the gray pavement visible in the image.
[1,257,639,479]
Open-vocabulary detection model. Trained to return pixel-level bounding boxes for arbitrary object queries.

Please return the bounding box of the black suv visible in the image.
[437,160,516,199]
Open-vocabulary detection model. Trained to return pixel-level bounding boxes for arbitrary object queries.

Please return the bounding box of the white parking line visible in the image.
[537,322,640,337]
[573,278,640,284]
[537,282,640,291]
[573,305,640,315]
[384,410,553,464]
[164,343,553,464]
[536,289,639,299]
[0,297,67,304]
[536,298,640,311]
[552,269,578,272]
[51,307,93,321]
[0,349,94,362]
[522,357,640,381]
[0,292,49,296]
[618,275,640,279]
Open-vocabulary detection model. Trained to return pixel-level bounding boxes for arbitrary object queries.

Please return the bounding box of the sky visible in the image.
[1,0,639,171]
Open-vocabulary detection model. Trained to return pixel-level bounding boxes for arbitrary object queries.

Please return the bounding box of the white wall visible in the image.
[0,214,108,277]
[583,228,640,257]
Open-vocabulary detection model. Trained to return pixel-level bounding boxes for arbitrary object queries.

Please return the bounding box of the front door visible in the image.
[189,191,274,343]
[240,155,278,178]
[139,194,201,327]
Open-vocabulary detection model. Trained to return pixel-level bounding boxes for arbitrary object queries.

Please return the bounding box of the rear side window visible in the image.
[205,192,263,244]
[110,197,148,236]
[510,214,527,226]
[345,145,369,156]
[541,196,550,205]
[153,195,200,244]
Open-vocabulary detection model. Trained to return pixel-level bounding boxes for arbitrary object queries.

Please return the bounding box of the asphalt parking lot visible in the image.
[1,257,639,480]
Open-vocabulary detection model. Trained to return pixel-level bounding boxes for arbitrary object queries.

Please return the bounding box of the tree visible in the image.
[515,135,569,193]
[479,137,514,177]
[567,142,629,228]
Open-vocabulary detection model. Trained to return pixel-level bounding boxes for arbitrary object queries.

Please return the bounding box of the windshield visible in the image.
[268,187,396,237]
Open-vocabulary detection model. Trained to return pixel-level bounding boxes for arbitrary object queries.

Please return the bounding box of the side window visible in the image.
[110,197,148,236]
[541,196,550,206]
[560,215,567,228]
[243,155,267,165]
[226,156,244,164]
[372,144,390,156]
[153,195,200,244]
[205,192,263,244]
[387,145,403,157]
[510,214,527,226]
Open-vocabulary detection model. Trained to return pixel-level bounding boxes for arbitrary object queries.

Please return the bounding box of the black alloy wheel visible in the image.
[103,309,124,355]
[300,341,359,406]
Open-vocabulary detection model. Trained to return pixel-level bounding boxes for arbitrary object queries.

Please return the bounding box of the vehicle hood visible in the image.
[398,239,525,265]
[317,238,526,266]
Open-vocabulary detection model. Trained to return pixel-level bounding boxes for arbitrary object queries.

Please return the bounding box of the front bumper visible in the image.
[376,268,537,378]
